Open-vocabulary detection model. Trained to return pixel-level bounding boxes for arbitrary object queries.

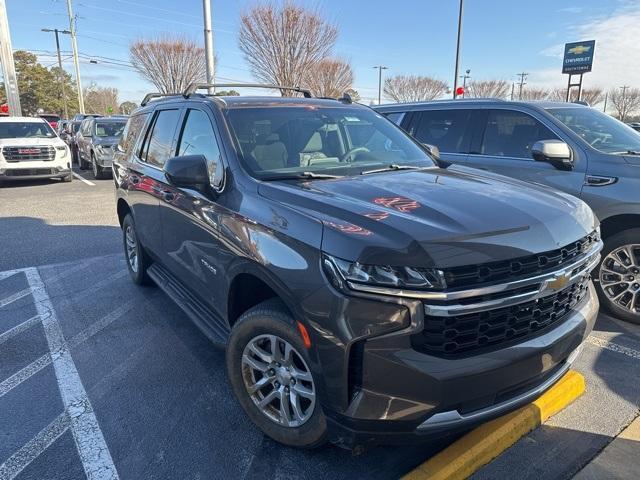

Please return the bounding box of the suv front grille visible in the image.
[444,233,598,289]
[2,146,55,162]
[414,277,590,357]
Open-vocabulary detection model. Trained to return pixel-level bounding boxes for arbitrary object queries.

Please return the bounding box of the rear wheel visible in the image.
[596,228,640,324]
[122,214,152,285]
[226,300,327,448]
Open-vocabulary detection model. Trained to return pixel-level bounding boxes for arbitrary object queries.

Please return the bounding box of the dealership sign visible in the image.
[562,40,596,74]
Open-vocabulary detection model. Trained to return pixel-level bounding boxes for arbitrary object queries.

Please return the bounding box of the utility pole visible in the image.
[620,85,630,122]
[202,0,215,94]
[42,28,71,119]
[603,91,608,113]
[65,0,84,113]
[373,65,388,105]
[516,72,528,100]
[0,0,21,116]
[459,69,471,98]
[510,82,515,101]
[452,0,464,98]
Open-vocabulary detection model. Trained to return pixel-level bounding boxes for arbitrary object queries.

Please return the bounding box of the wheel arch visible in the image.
[599,214,640,240]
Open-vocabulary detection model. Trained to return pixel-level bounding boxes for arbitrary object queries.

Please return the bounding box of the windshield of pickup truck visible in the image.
[0,121,55,139]
[95,121,126,137]
[226,105,435,179]
[548,107,640,154]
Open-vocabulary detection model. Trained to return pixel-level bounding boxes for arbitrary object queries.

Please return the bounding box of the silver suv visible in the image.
[76,116,127,179]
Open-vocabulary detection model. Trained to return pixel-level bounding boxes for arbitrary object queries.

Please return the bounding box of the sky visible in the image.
[4,0,640,105]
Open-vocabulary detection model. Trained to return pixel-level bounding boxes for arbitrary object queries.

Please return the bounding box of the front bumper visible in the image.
[95,150,115,167]
[0,165,71,181]
[301,279,598,449]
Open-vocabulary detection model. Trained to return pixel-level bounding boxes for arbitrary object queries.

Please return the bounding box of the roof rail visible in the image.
[183,83,313,98]
[140,92,182,107]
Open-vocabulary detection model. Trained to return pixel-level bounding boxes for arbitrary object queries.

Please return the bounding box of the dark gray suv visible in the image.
[377,100,640,324]
[114,85,600,450]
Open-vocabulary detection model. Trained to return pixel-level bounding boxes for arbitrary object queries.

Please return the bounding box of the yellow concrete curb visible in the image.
[402,370,586,480]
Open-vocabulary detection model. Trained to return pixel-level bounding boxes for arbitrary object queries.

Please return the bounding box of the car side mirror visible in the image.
[422,143,440,161]
[531,140,573,170]
[164,154,210,190]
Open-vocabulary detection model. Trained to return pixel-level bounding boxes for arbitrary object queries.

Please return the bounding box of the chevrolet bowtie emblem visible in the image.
[568,45,591,55]
[548,273,570,291]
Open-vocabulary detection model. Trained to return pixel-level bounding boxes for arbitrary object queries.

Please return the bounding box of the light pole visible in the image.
[373,65,388,105]
[202,0,215,94]
[42,28,71,119]
[459,69,471,98]
[65,0,84,113]
[453,0,464,98]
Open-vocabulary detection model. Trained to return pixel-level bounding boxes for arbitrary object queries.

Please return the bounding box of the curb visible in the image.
[403,370,586,480]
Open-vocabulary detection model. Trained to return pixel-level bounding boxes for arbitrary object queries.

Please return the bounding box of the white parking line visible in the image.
[587,335,640,360]
[0,353,51,398]
[0,412,71,480]
[25,267,119,480]
[0,288,32,308]
[0,315,40,346]
[72,172,95,186]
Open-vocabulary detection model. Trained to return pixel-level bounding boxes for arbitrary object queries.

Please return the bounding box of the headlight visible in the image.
[323,254,447,293]
[55,145,67,158]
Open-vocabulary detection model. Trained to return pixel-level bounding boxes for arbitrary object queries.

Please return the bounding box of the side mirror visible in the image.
[531,140,573,170]
[422,143,440,161]
[164,154,209,189]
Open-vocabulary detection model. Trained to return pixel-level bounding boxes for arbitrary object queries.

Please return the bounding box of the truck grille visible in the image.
[4,168,57,176]
[2,146,55,162]
[444,233,598,289]
[414,277,590,357]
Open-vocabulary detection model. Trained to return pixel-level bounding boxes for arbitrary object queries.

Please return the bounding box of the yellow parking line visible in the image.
[403,370,586,480]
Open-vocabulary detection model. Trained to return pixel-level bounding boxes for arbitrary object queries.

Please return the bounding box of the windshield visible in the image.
[94,121,126,137]
[547,107,640,154]
[0,122,55,139]
[40,115,60,123]
[225,105,435,179]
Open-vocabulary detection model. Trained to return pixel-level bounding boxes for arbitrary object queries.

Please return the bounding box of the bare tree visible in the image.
[383,75,448,102]
[466,79,509,99]
[303,58,353,98]
[548,87,605,105]
[519,87,549,101]
[609,87,640,122]
[239,2,338,96]
[130,35,207,94]
[344,88,361,102]
[84,85,119,115]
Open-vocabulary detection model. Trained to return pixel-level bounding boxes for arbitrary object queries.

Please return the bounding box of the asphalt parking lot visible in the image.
[1,171,639,480]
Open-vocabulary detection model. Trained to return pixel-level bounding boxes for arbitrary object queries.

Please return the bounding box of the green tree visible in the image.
[0,51,78,117]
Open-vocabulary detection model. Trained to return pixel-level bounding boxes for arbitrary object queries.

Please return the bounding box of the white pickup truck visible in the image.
[0,116,72,182]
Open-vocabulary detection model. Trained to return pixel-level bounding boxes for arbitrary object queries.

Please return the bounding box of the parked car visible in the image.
[39,113,61,130]
[626,122,640,132]
[71,113,102,123]
[114,86,601,449]
[0,116,72,182]
[376,99,640,324]
[76,117,127,179]
[64,120,82,166]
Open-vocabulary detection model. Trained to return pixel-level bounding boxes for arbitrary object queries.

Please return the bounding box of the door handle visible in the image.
[585,175,617,187]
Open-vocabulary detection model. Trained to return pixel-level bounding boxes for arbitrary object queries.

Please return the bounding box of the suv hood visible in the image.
[0,137,64,147]
[258,166,597,268]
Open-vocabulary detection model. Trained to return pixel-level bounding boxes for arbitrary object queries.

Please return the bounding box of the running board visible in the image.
[147,263,230,346]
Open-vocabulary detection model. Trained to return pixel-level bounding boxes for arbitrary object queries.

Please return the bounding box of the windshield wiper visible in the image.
[361,164,423,175]
[261,171,343,181]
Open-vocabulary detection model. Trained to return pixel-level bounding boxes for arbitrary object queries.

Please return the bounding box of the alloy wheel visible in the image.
[599,244,640,314]
[241,334,316,428]
[125,225,138,273]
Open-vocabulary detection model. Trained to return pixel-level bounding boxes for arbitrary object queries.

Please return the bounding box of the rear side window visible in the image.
[414,110,472,153]
[384,112,405,125]
[481,110,558,159]
[118,113,149,157]
[140,109,181,167]
[177,109,223,186]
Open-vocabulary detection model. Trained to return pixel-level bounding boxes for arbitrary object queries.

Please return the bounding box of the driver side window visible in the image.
[177,109,223,187]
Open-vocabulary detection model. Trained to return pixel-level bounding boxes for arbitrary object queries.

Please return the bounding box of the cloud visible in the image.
[530,2,640,90]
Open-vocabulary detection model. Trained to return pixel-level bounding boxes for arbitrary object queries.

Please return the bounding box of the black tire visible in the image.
[122,213,152,285]
[63,172,73,182]
[226,299,327,449]
[595,228,640,324]
[92,154,106,180]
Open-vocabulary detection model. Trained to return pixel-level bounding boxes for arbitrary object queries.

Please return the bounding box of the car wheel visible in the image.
[226,299,327,449]
[92,154,106,180]
[122,214,152,285]
[63,172,73,182]
[596,228,640,324]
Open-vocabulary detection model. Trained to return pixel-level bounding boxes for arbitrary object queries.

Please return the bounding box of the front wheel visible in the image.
[596,228,640,324]
[92,154,107,180]
[226,300,327,448]
[122,214,152,285]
